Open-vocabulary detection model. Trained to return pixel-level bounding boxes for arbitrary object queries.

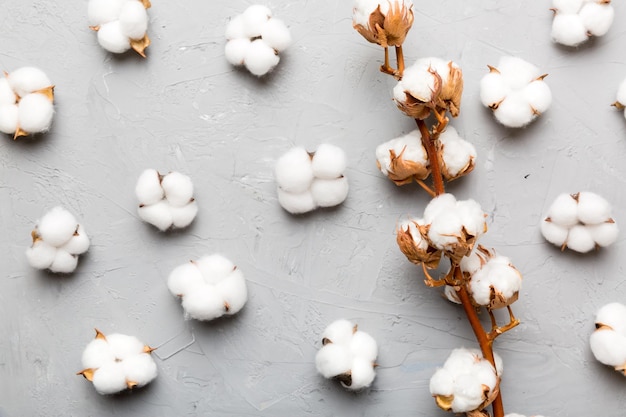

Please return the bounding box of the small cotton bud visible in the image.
[244,39,280,76]
[17,93,54,133]
[275,147,314,193]
[225,38,252,66]
[311,144,347,180]
[241,5,272,38]
[260,18,291,52]
[310,177,349,208]
[98,21,132,53]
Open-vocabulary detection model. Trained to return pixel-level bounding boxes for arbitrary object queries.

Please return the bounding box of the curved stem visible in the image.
[454,266,504,417]
[416,119,445,196]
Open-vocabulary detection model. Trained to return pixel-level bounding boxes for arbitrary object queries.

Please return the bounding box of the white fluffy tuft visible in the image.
[17,93,54,133]
[97,21,132,53]
[244,39,280,76]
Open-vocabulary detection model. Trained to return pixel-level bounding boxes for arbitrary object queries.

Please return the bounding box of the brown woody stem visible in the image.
[453,266,504,417]
[416,119,445,196]
[395,45,405,79]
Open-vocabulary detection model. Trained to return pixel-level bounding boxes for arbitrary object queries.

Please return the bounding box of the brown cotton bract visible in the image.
[396,222,442,269]
[353,2,414,48]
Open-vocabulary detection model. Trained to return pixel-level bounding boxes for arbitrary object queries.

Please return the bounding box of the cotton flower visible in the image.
[551,0,614,47]
[352,0,414,48]
[480,56,551,128]
[26,207,90,274]
[430,348,502,413]
[168,254,248,321]
[78,329,157,395]
[225,5,291,76]
[590,302,626,375]
[459,246,522,309]
[612,77,626,118]
[135,169,198,231]
[275,144,348,214]
[88,0,151,57]
[315,319,378,390]
[541,192,618,253]
[393,57,463,119]
[0,67,54,139]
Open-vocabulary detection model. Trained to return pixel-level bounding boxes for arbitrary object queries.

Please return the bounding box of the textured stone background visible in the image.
[1,1,626,416]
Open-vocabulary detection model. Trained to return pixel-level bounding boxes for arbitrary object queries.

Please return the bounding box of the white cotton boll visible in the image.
[244,39,280,76]
[97,21,132,54]
[88,0,129,26]
[241,5,272,38]
[59,225,90,255]
[122,353,157,386]
[92,362,128,395]
[430,368,455,395]
[7,67,52,98]
[167,262,205,296]
[261,18,291,52]
[81,339,114,370]
[225,38,252,66]
[225,15,246,40]
[553,0,583,14]
[540,219,568,246]
[349,331,378,362]
[0,104,19,134]
[311,144,347,180]
[310,177,349,208]
[414,57,453,83]
[580,3,614,36]
[106,334,145,359]
[215,270,248,314]
[428,210,463,249]
[440,137,476,178]
[473,359,498,388]
[588,222,618,247]
[451,374,484,412]
[424,193,457,224]
[315,344,352,378]
[616,78,626,107]
[278,189,317,215]
[135,169,164,206]
[353,0,385,26]
[182,286,228,320]
[26,241,57,270]
[455,199,485,237]
[17,93,54,133]
[195,254,235,284]
[119,1,149,40]
[170,202,198,229]
[396,66,436,102]
[595,302,626,333]
[38,207,78,247]
[494,92,535,128]
[590,330,626,366]
[480,72,508,108]
[138,200,173,231]
[0,78,16,106]
[552,14,588,47]
[524,80,552,114]
[49,250,78,273]
[497,56,540,90]
[161,172,194,207]
[443,348,479,375]
[275,147,314,193]
[566,224,596,253]
[460,249,483,275]
[546,193,578,226]
[576,191,611,225]
[322,319,355,345]
[346,357,376,390]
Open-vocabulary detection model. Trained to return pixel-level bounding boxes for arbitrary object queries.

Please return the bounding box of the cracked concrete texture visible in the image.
[1,0,626,416]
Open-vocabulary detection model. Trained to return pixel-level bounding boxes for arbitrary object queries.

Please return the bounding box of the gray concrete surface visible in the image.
[1,1,626,416]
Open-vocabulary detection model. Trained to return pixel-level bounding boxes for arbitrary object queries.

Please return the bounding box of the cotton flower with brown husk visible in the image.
[353,0,414,77]
[393,57,463,121]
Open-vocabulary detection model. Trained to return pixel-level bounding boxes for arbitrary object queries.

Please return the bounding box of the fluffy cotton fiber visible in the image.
[590,302,626,375]
[275,144,348,214]
[315,319,378,390]
[78,329,157,395]
[88,0,151,56]
[225,5,291,76]
[168,254,248,321]
[541,192,618,253]
[26,207,90,274]
[430,348,502,413]
[136,169,198,231]
[551,0,614,47]
[480,56,551,128]
[0,67,54,138]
